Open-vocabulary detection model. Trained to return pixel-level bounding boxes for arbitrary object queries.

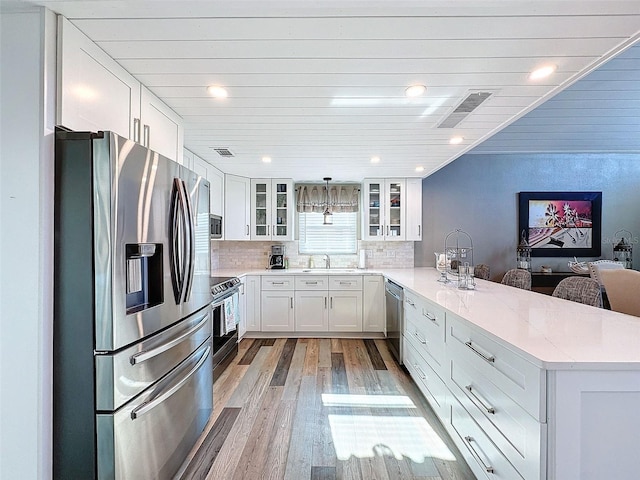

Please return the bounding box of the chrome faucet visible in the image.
[323,254,331,269]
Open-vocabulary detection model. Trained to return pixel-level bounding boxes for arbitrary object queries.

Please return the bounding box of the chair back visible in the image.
[474,264,490,280]
[500,269,531,290]
[552,276,603,308]
[588,260,625,287]
[599,269,640,317]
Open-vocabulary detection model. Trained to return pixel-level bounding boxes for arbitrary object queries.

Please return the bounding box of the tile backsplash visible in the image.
[211,240,414,271]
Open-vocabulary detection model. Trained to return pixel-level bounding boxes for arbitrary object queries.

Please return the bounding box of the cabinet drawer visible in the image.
[328,275,362,290]
[404,335,448,420]
[450,395,525,480]
[450,356,544,480]
[447,314,545,421]
[261,276,295,290]
[404,311,446,380]
[295,275,329,290]
[404,289,446,329]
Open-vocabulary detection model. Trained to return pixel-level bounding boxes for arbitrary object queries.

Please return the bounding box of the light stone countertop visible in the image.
[213,266,640,370]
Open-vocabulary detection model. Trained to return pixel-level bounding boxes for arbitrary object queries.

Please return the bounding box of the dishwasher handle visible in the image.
[385,288,402,301]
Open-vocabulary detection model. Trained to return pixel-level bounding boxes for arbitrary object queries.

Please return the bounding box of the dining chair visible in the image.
[598,269,640,317]
[474,264,490,280]
[500,269,531,290]
[587,260,625,309]
[552,276,603,308]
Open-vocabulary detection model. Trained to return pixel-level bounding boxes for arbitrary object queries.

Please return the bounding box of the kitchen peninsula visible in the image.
[221,266,640,480]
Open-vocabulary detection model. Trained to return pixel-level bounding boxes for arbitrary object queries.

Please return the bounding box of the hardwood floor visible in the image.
[178,338,476,480]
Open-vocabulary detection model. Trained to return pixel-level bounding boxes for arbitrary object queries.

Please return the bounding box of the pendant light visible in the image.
[323,177,333,225]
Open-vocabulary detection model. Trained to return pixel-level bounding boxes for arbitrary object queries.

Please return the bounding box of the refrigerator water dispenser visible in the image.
[125,243,163,313]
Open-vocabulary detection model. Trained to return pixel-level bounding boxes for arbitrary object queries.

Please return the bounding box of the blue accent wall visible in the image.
[416,152,640,279]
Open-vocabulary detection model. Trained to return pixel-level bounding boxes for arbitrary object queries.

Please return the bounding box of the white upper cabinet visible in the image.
[405,177,423,241]
[225,174,251,241]
[181,148,194,170]
[139,86,183,163]
[57,17,140,139]
[362,179,405,241]
[250,179,294,241]
[191,153,224,218]
[57,18,183,163]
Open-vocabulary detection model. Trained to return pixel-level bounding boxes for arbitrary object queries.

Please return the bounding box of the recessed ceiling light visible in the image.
[528,65,557,81]
[207,85,228,98]
[415,166,425,172]
[370,156,381,163]
[449,136,463,145]
[405,84,427,97]
[261,156,272,163]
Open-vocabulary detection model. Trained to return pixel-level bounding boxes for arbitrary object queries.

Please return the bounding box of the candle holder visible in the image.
[517,229,532,271]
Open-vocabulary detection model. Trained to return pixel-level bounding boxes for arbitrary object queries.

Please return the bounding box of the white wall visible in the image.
[0,6,56,479]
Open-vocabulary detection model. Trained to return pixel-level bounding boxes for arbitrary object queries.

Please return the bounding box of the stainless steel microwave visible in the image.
[210,214,222,239]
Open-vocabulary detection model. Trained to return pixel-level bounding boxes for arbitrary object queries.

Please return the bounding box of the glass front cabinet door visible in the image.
[250,179,293,241]
[363,179,406,241]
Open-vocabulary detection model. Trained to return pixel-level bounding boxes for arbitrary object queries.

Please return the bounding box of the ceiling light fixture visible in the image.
[323,177,333,225]
[370,156,380,163]
[405,84,427,97]
[261,156,272,163]
[528,65,557,81]
[207,85,228,98]
[415,166,425,172]
[449,136,463,145]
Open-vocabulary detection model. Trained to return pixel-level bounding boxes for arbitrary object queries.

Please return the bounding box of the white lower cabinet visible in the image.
[261,291,295,331]
[402,302,546,480]
[329,291,363,331]
[363,275,385,332]
[237,276,247,339]
[244,275,261,332]
[295,291,329,331]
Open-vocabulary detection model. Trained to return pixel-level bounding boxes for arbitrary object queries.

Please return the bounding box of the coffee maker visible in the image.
[268,244,285,269]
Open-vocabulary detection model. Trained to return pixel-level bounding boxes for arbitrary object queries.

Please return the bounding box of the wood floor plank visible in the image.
[231,386,284,480]
[364,338,388,370]
[270,338,298,386]
[331,353,348,394]
[238,338,261,365]
[282,342,307,401]
[311,466,337,480]
[318,338,332,368]
[263,399,296,480]
[330,338,343,353]
[283,376,316,480]
[312,367,336,468]
[303,338,319,376]
[181,407,241,480]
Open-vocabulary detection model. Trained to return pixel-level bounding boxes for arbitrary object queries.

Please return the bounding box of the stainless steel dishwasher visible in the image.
[385,279,404,364]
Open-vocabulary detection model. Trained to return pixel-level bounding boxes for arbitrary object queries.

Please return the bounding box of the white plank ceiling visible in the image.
[17,0,640,181]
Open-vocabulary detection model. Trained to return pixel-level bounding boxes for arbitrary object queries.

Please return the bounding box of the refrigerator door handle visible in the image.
[182,178,196,302]
[130,344,211,420]
[129,312,209,365]
[170,179,184,303]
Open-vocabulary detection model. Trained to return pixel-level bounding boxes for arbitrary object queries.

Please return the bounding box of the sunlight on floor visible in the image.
[324,394,456,463]
[321,393,416,409]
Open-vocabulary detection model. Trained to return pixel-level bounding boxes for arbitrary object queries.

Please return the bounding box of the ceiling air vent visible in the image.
[437,91,493,128]
[213,148,234,157]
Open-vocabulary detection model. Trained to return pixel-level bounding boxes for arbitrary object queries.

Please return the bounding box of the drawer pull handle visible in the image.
[465,385,495,414]
[414,331,427,345]
[414,363,426,381]
[465,341,495,363]
[271,282,285,285]
[306,281,318,285]
[423,311,436,322]
[406,298,416,307]
[464,436,494,473]
[339,281,353,285]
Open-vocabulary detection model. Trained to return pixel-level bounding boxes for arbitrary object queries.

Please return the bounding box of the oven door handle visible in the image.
[129,312,210,365]
[212,289,239,309]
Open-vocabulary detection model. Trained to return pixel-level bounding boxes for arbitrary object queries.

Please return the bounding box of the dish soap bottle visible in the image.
[284,257,289,269]
[309,257,315,268]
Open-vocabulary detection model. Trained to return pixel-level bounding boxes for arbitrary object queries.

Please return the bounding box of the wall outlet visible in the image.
[366,249,373,258]
[386,250,396,257]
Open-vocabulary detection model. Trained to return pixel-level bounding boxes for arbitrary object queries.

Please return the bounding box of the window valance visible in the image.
[295,183,360,213]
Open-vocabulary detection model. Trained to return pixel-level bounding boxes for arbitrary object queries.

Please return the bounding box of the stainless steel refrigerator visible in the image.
[53,129,213,479]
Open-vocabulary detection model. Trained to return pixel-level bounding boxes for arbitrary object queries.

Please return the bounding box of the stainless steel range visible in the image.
[211,276,241,380]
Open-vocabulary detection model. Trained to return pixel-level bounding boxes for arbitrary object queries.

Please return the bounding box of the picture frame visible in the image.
[518,191,602,257]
